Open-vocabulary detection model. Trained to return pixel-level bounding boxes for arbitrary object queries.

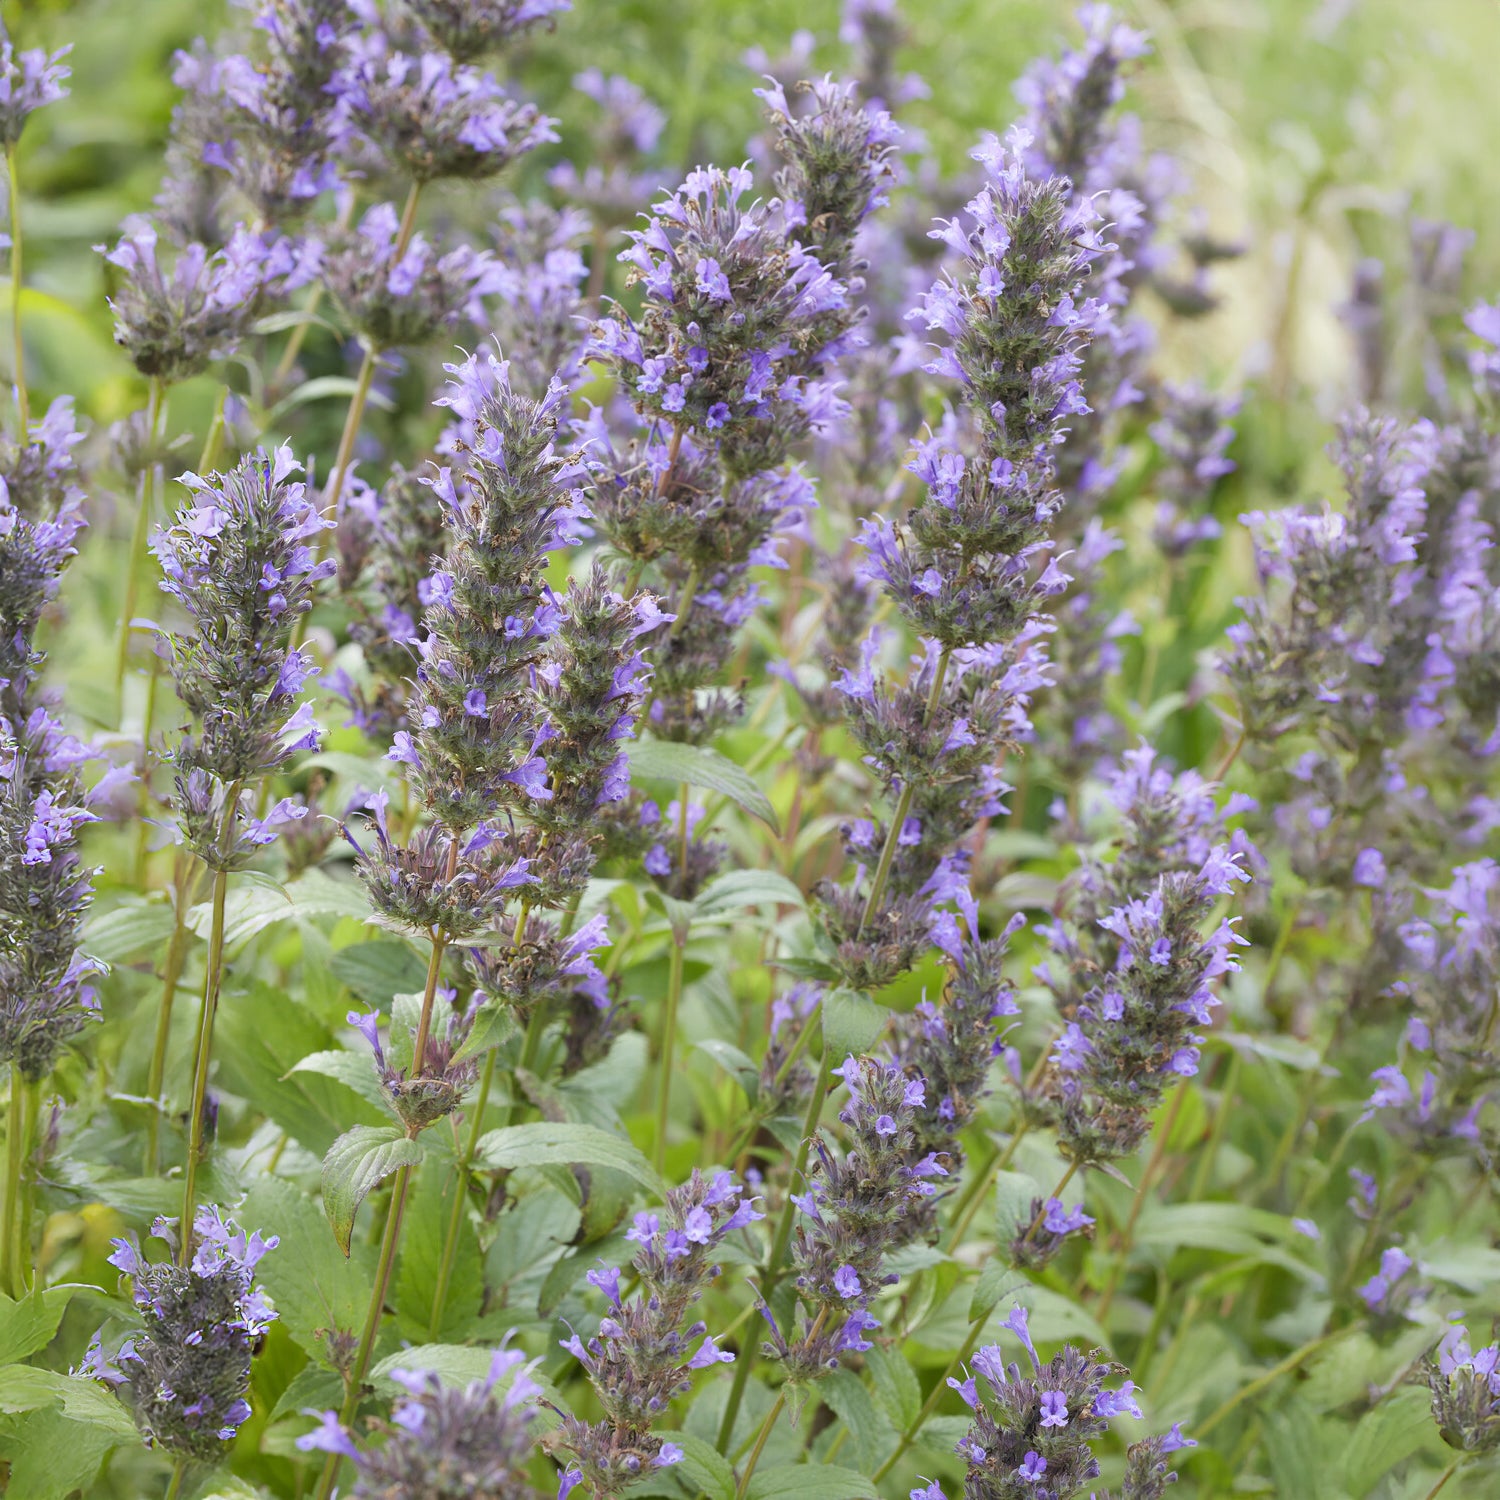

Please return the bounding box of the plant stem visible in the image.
[1420,1456,1464,1500]
[178,861,230,1262]
[873,1313,987,1483]
[654,927,686,1178]
[197,385,228,475]
[18,1076,37,1291]
[427,1046,495,1338]
[164,1456,187,1500]
[1095,1088,1187,1321]
[114,376,165,723]
[1188,1048,1242,1203]
[733,1391,785,1499]
[1,1071,24,1296]
[1194,1323,1360,1439]
[6,144,26,429]
[716,1046,830,1453]
[144,862,201,1175]
[857,647,950,936]
[312,1160,415,1500]
[944,1123,1028,1253]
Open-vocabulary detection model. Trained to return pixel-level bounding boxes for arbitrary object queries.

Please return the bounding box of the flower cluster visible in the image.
[490,201,591,396]
[335,34,558,184]
[321,201,498,353]
[152,446,331,865]
[79,1207,278,1461]
[404,0,570,64]
[298,1345,547,1498]
[1427,1325,1500,1455]
[927,1306,1190,1500]
[99,218,318,384]
[0,35,70,147]
[765,1056,945,1382]
[552,1171,761,1494]
[549,69,666,234]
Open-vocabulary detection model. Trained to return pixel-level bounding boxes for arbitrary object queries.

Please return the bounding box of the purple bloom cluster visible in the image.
[553,1171,761,1494]
[549,69,666,234]
[928,1305,1190,1500]
[98,217,318,384]
[1427,1325,1500,1455]
[403,0,571,65]
[764,1056,945,1380]
[1363,859,1498,1155]
[0,34,69,147]
[335,33,558,184]
[1148,383,1238,558]
[298,1345,547,1497]
[490,202,591,396]
[152,445,332,865]
[321,200,499,353]
[79,1207,278,1461]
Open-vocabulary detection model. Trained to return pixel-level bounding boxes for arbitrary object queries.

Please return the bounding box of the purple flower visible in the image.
[1039,1390,1069,1428]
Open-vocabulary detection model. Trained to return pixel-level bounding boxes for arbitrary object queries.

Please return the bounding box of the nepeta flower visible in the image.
[1427,1325,1500,1454]
[0,394,85,519]
[79,1207,278,1461]
[335,36,558,183]
[764,1056,945,1381]
[298,1345,547,1497]
[154,446,332,800]
[404,0,570,64]
[553,1171,761,1495]
[1149,383,1237,558]
[548,70,666,231]
[490,202,590,396]
[322,201,498,350]
[946,1306,1176,1500]
[0,463,85,704]
[0,36,70,147]
[841,0,928,109]
[98,216,318,383]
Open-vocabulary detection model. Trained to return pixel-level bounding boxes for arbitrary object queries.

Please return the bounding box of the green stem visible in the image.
[132,654,162,887]
[144,862,201,1175]
[857,648,951,936]
[1188,1048,1242,1203]
[114,376,166,724]
[1194,1324,1360,1439]
[654,930,686,1178]
[427,1047,495,1338]
[197,386,228,475]
[19,1075,37,1291]
[312,1160,415,1500]
[734,1391,785,1499]
[1095,1088,1187,1321]
[1,1072,25,1296]
[7,144,26,429]
[716,1046,830,1454]
[1420,1456,1464,1500]
[178,862,230,1263]
[872,1314,987,1483]
[1018,1160,1079,1248]
[945,1123,1028,1253]
[164,1455,187,1500]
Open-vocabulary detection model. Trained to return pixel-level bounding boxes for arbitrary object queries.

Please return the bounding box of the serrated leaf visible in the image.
[627,739,779,832]
[692,869,805,920]
[0,1405,121,1500]
[241,1175,376,1369]
[994,1169,1043,1239]
[866,1343,921,1429]
[0,1367,137,1436]
[322,1125,425,1255]
[80,900,177,962]
[673,1433,736,1500]
[451,999,519,1064]
[822,987,887,1063]
[475,1122,663,1199]
[288,1050,393,1116]
[1342,1386,1439,1496]
[396,1158,482,1342]
[747,1462,878,1499]
[820,1367,897,1470]
[0,1285,91,1365]
[329,940,429,1005]
[970,1263,1028,1322]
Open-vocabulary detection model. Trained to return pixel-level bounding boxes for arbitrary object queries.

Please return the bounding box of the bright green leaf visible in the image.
[321,1125,425,1255]
[474,1122,663,1199]
[627,739,779,832]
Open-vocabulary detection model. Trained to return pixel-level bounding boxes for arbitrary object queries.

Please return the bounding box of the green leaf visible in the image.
[1133,1202,1316,1279]
[627,739,779,832]
[322,1126,425,1255]
[692,869,805,920]
[675,1432,736,1500]
[694,1038,760,1102]
[288,1050,394,1116]
[0,1285,90,1365]
[865,1343,921,1430]
[821,987,888,1063]
[0,1366,137,1436]
[80,899,177,962]
[330,940,430,1006]
[994,1169,1043,1240]
[748,1463,878,1499]
[819,1368,897,1471]
[395,1158,482,1342]
[1342,1386,1439,1497]
[268,373,396,419]
[970,1262,1028,1322]
[451,999,519,1064]
[474,1122,664,1199]
[0,1406,122,1500]
[240,1175,375,1369]
[216,983,387,1157]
